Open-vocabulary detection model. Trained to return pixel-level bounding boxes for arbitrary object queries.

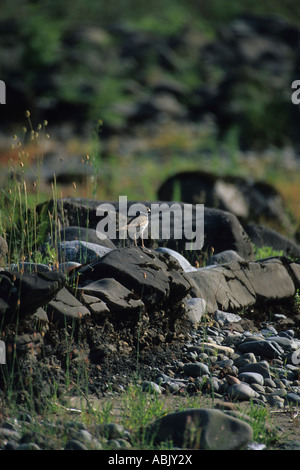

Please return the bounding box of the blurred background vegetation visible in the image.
[1,0,300,223]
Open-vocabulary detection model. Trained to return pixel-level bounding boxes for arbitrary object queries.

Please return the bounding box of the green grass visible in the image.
[0,376,280,449]
[1,6,300,440]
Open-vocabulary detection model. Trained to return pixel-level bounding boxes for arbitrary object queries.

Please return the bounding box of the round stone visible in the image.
[239,371,264,385]
[183,362,210,377]
[228,383,258,401]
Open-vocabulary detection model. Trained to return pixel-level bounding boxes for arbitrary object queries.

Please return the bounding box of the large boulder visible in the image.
[58,226,116,249]
[245,224,300,258]
[36,198,254,259]
[157,170,293,232]
[145,408,253,450]
[47,286,90,325]
[0,270,66,324]
[187,257,298,313]
[73,246,192,310]
[77,277,145,314]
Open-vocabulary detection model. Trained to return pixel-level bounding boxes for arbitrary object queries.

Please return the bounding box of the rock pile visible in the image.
[1,198,300,449]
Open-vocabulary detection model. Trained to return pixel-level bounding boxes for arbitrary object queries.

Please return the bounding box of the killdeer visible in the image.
[117,207,151,248]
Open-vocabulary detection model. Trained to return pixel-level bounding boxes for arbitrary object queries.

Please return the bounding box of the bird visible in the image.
[117,207,151,248]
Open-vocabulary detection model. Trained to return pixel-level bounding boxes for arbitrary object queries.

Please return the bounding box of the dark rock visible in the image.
[245,224,300,258]
[145,408,253,449]
[227,383,258,401]
[33,306,49,322]
[47,287,90,324]
[59,226,116,249]
[75,246,192,309]
[13,332,44,353]
[0,270,66,324]
[64,439,88,450]
[97,422,130,440]
[79,293,110,318]
[207,249,244,265]
[37,198,253,260]
[238,361,271,379]
[238,339,284,359]
[183,362,210,377]
[202,207,253,260]
[157,171,292,231]
[77,277,145,314]
[187,257,296,313]
[155,247,197,272]
[5,262,52,273]
[57,240,112,264]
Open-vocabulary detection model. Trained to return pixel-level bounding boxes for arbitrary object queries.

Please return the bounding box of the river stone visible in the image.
[233,353,257,368]
[238,339,284,359]
[238,371,264,385]
[207,250,244,265]
[285,392,300,405]
[265,335,294,351]
[238,361,271,379]
[214,310,242,324]
[146,408,253,450]
[228,383,258,400]
[183,362,210,377]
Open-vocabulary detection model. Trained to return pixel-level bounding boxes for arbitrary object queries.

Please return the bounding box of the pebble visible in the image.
[286,392,300,404]
[183,362,210,377]
[239,372,264,385]
[185,298,207,324]
[2,307,300,450]
[228,383,259,400]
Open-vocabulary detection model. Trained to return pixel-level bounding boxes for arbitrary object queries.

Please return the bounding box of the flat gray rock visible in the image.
[47,287,90,324]
[187,257,297,313]
[37,198,254,259]
[77,277,145,314]
[76,246,192,309]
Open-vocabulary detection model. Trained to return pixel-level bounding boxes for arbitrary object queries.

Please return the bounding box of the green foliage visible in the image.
[18,6,63,85]
[253,244,284,260]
